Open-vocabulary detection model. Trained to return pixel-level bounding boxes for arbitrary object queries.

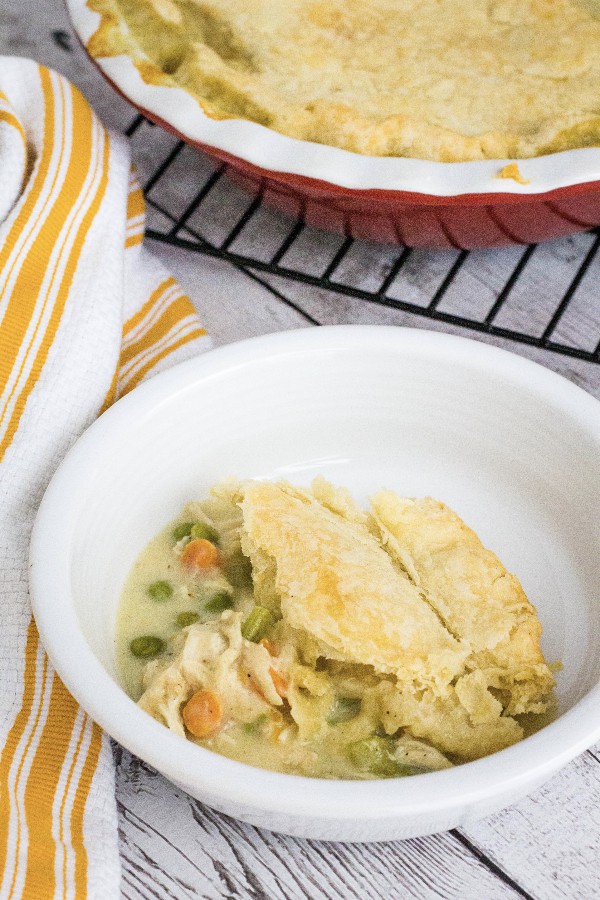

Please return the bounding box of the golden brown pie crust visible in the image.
[86,0,600,162]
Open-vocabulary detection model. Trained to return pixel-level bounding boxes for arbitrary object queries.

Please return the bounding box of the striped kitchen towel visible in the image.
[0,57,210,899]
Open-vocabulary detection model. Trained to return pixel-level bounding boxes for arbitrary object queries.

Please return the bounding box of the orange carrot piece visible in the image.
[269,667,288,699]
[181,538,221,571]
[182,689,223,738]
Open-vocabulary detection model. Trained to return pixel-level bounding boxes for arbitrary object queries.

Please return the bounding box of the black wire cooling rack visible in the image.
[126,115,600,364]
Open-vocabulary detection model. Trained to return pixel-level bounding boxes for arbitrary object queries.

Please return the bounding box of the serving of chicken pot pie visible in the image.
[117,478,555,779]
[86,0,600,162]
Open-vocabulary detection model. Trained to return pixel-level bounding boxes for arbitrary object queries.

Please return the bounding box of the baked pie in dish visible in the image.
[87,0,600,162]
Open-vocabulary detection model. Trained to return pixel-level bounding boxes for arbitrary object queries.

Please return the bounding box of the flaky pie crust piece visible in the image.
[238,479,554,760]
[240,480,468,691]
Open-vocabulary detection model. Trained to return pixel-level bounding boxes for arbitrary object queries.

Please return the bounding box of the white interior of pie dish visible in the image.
[67,0,600,197]
[30,326,600,841]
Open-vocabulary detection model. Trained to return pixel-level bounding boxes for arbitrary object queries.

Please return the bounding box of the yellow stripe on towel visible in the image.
[0,69,109,460]
[125,170,145,248]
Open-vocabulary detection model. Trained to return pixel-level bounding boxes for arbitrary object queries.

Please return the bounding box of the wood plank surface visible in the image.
[4,4,600,898]
[114,746,524,900]
[463,750,600,900]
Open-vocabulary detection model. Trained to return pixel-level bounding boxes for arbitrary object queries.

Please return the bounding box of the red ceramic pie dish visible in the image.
[67,0,600,250]
[148,116,600,250]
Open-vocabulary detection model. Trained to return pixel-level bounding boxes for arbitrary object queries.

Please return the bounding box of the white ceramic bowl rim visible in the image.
[67,0,600,198]
[30,326,600,824]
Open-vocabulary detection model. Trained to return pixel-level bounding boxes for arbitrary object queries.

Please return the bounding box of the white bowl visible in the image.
[30,326,600,841]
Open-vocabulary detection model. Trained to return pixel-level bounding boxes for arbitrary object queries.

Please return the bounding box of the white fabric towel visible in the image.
[0,56,210,899]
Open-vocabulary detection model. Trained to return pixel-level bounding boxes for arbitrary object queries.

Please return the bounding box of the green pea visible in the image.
[347,736,407,778]
[176,611,200,628]
[129,635,165,659]
[190,522,220,544]
[241,606,274,642]
[205,592,234,615]
[147,580,173,602]
[224,556,253,589]
[242,714,269,736]
[326,697,362,725]
[172,521,196,542]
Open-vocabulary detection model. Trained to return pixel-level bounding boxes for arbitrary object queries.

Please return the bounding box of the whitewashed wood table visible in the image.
[4,3,600,897]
